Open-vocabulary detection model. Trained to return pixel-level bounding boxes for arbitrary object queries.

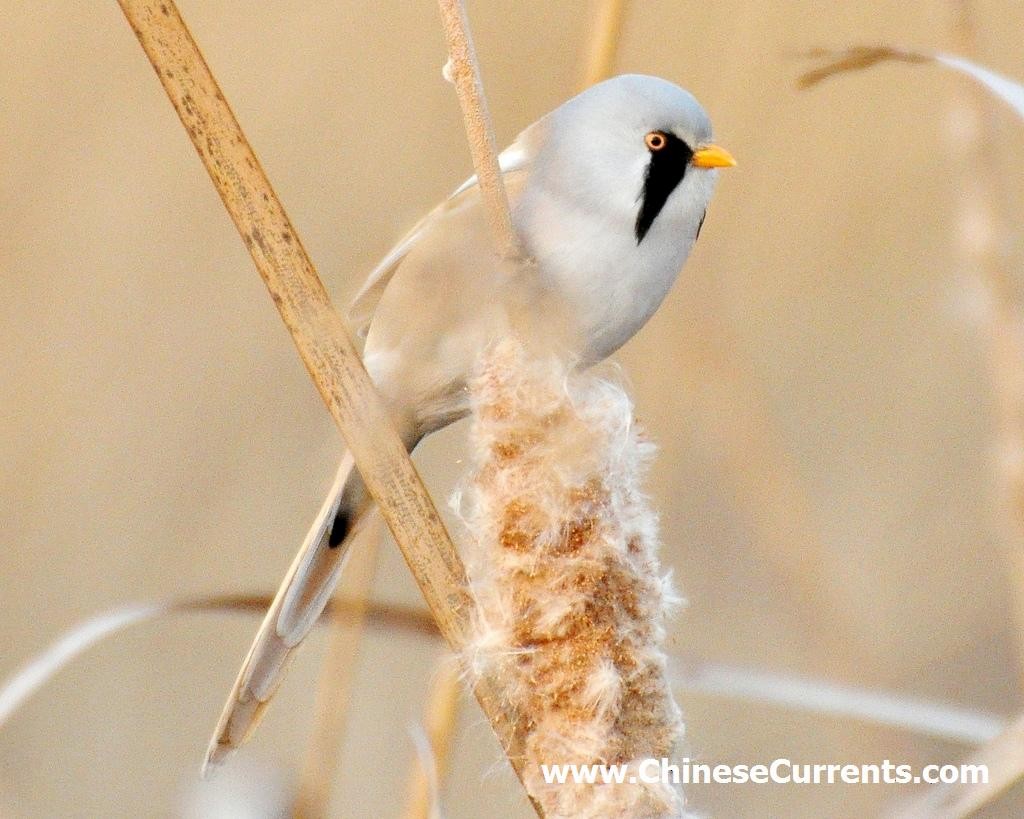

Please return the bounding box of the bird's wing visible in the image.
[205,123,544,772]
[347,138,533,338]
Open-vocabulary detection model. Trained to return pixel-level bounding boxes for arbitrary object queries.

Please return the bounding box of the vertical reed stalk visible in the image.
[402,657,463,819]
[294,530,382,819]
[580,0,628,89]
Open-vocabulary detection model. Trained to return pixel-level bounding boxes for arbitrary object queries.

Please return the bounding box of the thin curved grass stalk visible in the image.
[402,656,462,819]
[294,530,382,819]
[114,1,537,811]
[0,595,435,731]
[460,339,685,818]
[672,662,1003,746]
[1,596,1000,754]
[580,0,629,90]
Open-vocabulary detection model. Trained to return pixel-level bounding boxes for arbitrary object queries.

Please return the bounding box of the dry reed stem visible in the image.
[402,657,463,819]
[436,0,520,260]
[799,45,1024,119]
[463,340,685,818]
[114,0,469,650]
[0,595,438,732]
[673,660,1001,746]
[114,2,538,813]
[294,531,382,819]
[580,0,628,89]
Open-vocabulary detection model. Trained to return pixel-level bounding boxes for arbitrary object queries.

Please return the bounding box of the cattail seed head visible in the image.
[459,339,686,818]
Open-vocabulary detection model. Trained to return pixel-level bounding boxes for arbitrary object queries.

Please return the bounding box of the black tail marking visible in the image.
[328,507,351,548]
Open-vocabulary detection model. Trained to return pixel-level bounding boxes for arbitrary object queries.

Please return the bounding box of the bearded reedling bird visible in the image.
[204,73,734,770]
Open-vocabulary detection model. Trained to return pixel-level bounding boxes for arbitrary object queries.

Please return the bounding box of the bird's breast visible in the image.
[517,187,693,364]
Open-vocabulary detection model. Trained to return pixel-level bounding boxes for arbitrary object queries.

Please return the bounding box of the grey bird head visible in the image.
[528,73,734,245]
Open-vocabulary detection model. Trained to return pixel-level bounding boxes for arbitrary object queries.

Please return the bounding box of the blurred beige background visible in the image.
[3,1,1024,817]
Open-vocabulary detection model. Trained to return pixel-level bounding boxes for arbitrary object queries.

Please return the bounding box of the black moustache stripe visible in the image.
[635,132,693,244]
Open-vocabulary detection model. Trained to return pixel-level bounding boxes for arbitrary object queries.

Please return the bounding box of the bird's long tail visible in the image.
[202,451,371,774]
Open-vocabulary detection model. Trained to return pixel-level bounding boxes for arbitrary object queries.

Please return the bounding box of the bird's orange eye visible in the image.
[645,131,667,151]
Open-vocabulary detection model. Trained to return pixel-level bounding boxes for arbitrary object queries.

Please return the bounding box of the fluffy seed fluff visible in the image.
[458,338,686,818]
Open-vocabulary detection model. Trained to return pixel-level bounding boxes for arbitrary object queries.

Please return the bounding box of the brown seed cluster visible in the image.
[462,339,685,818]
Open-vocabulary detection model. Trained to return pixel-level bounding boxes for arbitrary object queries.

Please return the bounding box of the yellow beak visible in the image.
[691,144,737,169]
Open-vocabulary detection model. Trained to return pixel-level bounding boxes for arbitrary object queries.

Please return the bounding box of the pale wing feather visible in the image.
[347,141,532,338]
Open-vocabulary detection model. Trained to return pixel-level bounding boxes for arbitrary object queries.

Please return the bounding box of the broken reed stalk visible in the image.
[462,340,686,818]
[114,2,539,814]
[294,530,382,819]
[580,0,628,89]
[402,657,463,819]
[436,0,520,260]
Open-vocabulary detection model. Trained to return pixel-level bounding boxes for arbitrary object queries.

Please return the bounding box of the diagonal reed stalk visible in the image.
[114,1,539,814]
[300,0,528,805]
